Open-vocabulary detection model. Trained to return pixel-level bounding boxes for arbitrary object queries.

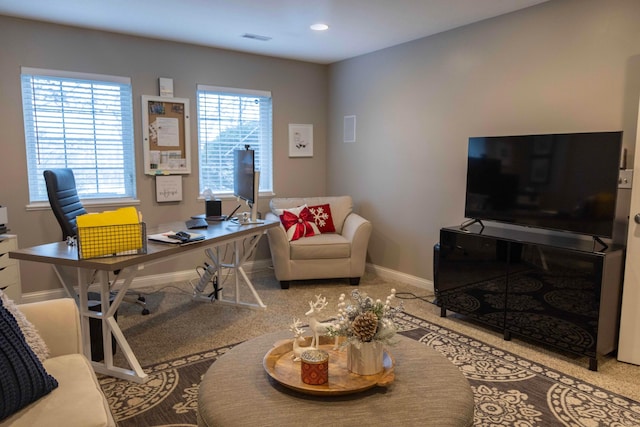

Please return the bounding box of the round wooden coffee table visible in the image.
[197,330,474,427]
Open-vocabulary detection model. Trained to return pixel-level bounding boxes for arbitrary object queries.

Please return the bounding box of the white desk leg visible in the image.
[234,235,267,309]
[53,264,148,383]
[51,265,79,301]
[237,264,266,308]
[192,247,222,302]
[200,233,267,309]
[51,265,93,360]
[77,268,92,361]
[92,266,148,384]
[99,270,113,371]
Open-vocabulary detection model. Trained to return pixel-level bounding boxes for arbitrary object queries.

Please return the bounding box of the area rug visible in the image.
[99,311,640,426]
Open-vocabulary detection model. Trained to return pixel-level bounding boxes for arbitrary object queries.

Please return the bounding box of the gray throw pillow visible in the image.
[0,298,58,420]
[0,290,50,362]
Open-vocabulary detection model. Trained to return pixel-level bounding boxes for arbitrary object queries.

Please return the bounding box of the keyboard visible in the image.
[190,214,226,221]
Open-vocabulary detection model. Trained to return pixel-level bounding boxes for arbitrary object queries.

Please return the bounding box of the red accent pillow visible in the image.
[279,205,320,241]
[308,204,336,233]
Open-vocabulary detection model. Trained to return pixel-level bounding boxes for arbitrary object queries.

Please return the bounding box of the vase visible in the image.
[347,341,384,375]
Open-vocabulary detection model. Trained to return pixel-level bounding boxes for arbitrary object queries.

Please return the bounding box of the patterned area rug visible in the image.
[99,312,640,426]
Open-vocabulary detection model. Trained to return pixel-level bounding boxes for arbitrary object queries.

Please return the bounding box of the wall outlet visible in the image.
[619,169,633,189]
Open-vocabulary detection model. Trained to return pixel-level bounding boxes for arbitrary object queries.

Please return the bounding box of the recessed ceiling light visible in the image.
[310,23,329,31]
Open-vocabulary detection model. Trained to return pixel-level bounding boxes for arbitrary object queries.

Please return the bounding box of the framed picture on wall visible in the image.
[288,124,313,157]
[155,175,183,202]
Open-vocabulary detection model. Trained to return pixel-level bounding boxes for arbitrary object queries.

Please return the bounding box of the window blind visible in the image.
[21,68,136,203]
[196,84,273,196]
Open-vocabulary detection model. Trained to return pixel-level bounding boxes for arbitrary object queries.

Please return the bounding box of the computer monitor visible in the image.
[233,147,262,223]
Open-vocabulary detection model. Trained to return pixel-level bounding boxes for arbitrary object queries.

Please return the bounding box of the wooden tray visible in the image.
[263,336,394,396]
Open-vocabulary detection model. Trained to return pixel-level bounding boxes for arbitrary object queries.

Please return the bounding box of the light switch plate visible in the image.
[619,169,633,189]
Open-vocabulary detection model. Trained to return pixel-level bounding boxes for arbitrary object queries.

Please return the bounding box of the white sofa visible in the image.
[1,298,116,427]
[266,196,372,289]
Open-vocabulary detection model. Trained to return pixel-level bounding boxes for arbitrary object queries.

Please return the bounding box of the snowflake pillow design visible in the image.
[308,204,336,233]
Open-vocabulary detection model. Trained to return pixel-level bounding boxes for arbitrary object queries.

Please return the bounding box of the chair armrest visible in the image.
[265,212,289,255]
[341,213,372,243]
[265,211,280,222]
[18,298,83,357]
[265,212,293,280]
[342,213,372,276]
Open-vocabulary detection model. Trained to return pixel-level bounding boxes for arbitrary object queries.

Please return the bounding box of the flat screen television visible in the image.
[464,131,622,239]
[234,147,262,223]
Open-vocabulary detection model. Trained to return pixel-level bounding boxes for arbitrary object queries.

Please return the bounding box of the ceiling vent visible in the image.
[242,33,272,42]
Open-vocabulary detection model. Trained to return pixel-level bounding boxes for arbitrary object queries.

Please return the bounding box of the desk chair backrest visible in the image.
[43,168,87,241]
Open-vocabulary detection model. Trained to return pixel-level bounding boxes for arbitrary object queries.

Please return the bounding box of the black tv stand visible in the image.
[435,224,624,371]
[460,218,484,232]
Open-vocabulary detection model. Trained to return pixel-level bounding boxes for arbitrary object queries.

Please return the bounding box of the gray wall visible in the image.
[0,16,328,293]
[3,0,640,294]
[327,0,640,280]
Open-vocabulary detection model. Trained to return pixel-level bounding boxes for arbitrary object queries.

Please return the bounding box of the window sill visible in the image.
[196,191,276,202]
[27,198,141,211]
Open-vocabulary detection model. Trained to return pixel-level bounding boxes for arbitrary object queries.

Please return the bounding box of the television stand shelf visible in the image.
[434,224,624,371]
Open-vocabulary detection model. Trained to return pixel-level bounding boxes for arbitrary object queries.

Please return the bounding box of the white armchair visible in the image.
[1,298,115,427]
[265,196,372,289]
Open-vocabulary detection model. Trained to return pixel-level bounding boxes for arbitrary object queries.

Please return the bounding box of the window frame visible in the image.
[196,84,273,200]
[21,67,137,207]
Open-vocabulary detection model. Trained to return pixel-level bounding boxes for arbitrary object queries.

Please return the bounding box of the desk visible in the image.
[9,219,278,383]
[197,331,475,427]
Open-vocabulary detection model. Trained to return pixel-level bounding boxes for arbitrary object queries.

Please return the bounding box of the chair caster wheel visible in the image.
[138,296,146,302]
[142,308,150,315]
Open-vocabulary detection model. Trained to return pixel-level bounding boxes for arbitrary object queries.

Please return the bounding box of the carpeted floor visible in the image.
[102,269,640,425]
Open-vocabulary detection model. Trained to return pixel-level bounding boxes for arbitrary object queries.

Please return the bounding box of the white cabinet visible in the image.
[0,235,22,302]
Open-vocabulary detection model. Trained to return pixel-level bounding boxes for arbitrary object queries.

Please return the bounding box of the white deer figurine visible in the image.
[289,318,309,362]
[305,295,335,349]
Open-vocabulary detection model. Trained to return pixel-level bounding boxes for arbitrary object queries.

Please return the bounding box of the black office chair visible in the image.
[43,168,149,315]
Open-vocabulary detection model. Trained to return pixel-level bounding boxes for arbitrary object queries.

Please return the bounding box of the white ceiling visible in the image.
[0,0,549,64]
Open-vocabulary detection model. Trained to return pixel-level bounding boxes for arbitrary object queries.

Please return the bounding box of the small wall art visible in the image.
[289,124,313,157]
[155,174,183,202]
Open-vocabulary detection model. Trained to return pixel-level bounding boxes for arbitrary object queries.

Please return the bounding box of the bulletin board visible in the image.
[142,95,191,175]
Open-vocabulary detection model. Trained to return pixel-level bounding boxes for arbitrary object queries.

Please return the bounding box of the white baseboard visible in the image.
[18,272,200,304]
[20,260,430,303]
[366,263,434,292]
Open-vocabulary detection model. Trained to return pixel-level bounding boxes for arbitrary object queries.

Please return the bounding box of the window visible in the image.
[21,68,136,203]
[197,84,273,197]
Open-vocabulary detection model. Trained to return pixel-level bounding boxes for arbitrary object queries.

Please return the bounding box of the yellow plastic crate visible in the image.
[77,222,147,259]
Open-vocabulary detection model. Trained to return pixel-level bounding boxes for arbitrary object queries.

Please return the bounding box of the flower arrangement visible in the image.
[328,288,403,348]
